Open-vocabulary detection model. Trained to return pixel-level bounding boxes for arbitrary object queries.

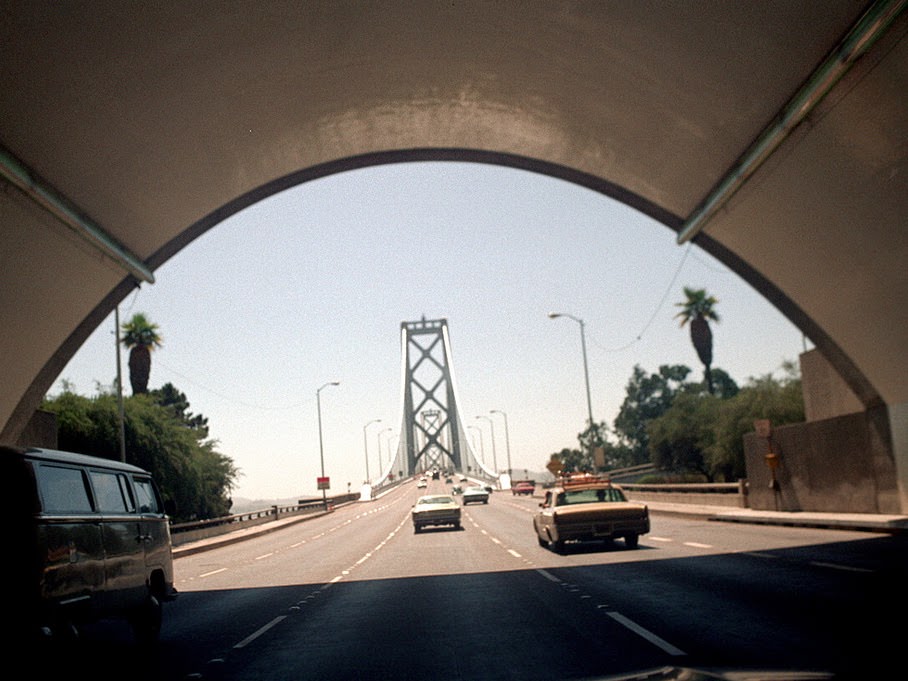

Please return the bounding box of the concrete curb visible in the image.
[644,501,908,533]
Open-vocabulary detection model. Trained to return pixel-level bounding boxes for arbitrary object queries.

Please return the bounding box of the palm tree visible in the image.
[674,287,720,394]
[121,312,163,395]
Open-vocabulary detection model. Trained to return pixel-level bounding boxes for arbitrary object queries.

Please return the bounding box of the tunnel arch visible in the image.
[11,148,877,446]
[2,2,906,509]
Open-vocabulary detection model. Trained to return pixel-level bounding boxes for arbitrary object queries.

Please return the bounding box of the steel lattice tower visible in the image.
[392,317,494,480]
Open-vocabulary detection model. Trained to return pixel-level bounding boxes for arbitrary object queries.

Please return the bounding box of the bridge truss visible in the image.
[375,317,498,485]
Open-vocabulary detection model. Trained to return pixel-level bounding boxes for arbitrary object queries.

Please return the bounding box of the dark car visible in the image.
[462,486,490,505]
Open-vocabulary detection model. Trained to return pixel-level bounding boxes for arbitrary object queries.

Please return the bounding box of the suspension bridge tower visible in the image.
[395,317,492,479]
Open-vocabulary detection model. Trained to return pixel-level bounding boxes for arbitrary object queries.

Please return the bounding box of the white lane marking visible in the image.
[648,536,672,542]
[199,567,227,578]
[507,549,522,558]
[255,552,274,560]
[683,542,712,549]
[536,566,685,657]
[234,616,287,649]
[606,611,686,657]
[744,551,778,560]
[536,569,561,583]
[810,561,874,573]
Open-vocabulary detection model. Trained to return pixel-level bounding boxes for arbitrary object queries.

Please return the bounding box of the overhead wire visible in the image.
[590,242,692,353]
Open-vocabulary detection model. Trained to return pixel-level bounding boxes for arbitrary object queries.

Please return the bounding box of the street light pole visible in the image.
[476,415,498,479]
[316,380,340,508]
[548,312,594,428]
[377,427,392,483]
[363,418,381,483]
[114,305,126,462]
[468,425,485,464]
[490,409,512,477]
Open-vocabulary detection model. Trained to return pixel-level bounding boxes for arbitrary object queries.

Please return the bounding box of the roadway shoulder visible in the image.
[645,501,908,533]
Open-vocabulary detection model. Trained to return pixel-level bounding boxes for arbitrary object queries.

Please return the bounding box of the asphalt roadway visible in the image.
[173,494,908,558]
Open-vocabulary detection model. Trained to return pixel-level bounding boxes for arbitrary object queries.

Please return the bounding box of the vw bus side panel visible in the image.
[3,445,176,640]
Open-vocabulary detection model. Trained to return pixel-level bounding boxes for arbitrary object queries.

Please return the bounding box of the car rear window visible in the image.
[419,496,452,505]
[559,488,627,504]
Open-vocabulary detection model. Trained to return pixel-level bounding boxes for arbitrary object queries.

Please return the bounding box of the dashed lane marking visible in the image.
[536,567,686,657]
[809,561,874,573]
[536,569,561,583]
[233,616,287,649]
[605,611,687,657]
[199,567,227,578]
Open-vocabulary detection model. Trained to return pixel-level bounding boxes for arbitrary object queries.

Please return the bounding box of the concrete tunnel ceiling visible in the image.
[1,1,907,478]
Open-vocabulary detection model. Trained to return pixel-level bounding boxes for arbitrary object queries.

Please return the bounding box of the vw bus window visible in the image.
[38,465,94,513]
[118,474,136,512]
[90,470,131,513]
[134,477,161,514]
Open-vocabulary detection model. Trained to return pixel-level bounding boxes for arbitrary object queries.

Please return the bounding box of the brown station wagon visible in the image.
[533,475,649,552]
[3,445,177,644]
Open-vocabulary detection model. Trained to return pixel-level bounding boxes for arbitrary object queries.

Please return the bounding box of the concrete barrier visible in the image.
[620,481,747,508]
[170,493,359,546]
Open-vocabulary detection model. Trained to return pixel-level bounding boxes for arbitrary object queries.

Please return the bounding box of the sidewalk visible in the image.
[645,500,908,533]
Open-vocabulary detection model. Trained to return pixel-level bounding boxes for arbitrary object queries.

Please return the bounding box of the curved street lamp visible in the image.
[467,424,485,464]
[316,381,340,508]
[490,409,512,477]
[362,418,382,483]
[548,312,594,428]
[377,427,393,481]
[476,415,498,477]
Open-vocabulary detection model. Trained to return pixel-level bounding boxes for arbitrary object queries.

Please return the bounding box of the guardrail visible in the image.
[169,492,360,546]
[621,480,748,508]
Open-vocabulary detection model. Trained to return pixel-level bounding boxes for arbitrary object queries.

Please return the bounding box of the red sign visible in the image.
[317,476,330,490]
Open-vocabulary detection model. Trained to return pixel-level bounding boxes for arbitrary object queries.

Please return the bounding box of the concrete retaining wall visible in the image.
[744,405,899,513]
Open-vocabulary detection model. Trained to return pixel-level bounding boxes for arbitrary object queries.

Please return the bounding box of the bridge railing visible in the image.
[620,480,748,508]
[169,492,360,546]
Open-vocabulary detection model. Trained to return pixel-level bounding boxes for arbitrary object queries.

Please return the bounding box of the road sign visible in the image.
[754,419,772,438]
[317,476,330,490]
[546,456,563,475]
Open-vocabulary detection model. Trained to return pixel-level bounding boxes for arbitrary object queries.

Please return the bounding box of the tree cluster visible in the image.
[43,382,237,522]
[549,362,803,482]
[547,286,805,481]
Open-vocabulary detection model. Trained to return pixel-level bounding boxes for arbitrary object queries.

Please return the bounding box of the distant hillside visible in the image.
[230,495,319,514]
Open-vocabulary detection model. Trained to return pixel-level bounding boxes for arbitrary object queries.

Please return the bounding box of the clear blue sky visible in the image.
[50,162,809,501]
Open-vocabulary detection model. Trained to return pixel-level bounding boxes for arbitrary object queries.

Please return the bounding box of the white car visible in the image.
[462,486,490,505]
[412,494,462,532]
